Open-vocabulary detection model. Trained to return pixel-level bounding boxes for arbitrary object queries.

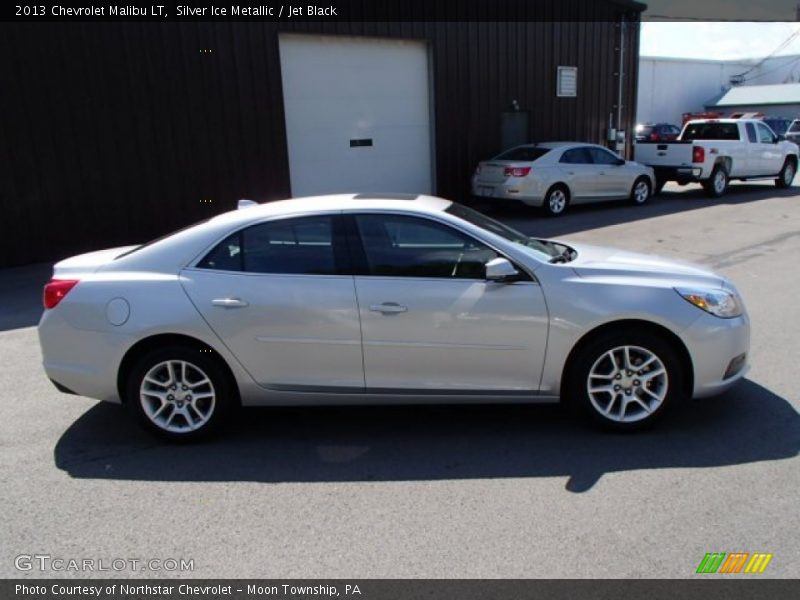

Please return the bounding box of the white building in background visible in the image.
[637,54,800,125]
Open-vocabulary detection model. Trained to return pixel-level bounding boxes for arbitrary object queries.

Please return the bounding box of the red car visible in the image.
[635,123,682,142]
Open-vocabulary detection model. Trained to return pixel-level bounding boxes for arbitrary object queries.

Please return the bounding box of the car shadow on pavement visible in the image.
[54,379,798,492]
[471,183,799,239]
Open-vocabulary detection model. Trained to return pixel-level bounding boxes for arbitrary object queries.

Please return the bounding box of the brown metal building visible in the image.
[0,0,645,268]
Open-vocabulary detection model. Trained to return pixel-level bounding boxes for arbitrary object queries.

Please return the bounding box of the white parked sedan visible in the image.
[472,142,656,215]
[39,194,749,440]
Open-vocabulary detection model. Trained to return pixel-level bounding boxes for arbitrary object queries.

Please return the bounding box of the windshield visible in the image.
[789,121,800,133]
[444,203,571,262]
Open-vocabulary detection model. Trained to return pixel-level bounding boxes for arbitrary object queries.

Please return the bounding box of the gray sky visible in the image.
[640,22,800,61]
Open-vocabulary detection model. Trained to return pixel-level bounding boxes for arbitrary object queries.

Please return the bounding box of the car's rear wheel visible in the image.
[702,166,728,198]
[564,330,684,430]
[543,185,569,217]
[775,159,796,189]
[125,345,235,441]
[630,177,651,205]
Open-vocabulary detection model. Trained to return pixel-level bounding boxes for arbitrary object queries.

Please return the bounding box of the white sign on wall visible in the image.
[557,66,578,97]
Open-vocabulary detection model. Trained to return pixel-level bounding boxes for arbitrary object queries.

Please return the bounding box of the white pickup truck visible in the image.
[634,119,799,197]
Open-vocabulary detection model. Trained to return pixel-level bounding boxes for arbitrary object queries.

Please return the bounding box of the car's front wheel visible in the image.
[125,345,235,441]
[564,330,684,430]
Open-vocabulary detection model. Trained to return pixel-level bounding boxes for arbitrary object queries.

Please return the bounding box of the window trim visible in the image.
[190,212,351,276]
[342,211,535,282]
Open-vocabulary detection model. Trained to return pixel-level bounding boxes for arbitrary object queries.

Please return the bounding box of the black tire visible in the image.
[542,184,569,217]
[630,176,651,205]
[563,329,685,431]
[125,344,236,441]
[775,159,796,189]
[654,178,666,195]
[702,165,728,198]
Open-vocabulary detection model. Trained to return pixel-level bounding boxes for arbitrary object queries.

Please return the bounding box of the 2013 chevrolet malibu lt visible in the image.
[38,194,750,439]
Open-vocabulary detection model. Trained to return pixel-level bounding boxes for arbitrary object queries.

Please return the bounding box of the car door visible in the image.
[588,147,630,198]
[558,146,606,201]
[743,122,762,177]
[756,122,785,175]
[348,212,549,392]
[180,214,365,390]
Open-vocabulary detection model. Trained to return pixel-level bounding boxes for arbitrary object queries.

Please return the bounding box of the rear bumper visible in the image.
[652,165,705,183]
[471,180,543,206]
[38,309,131,404]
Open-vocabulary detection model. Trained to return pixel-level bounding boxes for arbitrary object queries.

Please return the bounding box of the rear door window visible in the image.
[559,147,593,164]
[197,215,347,275]
[745,123,758,143]
[588,147,622,165]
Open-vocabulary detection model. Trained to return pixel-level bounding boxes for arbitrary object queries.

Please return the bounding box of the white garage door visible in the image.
[279,34,433,197]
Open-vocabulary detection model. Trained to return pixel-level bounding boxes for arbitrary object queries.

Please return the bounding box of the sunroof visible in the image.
[352,193,420,200]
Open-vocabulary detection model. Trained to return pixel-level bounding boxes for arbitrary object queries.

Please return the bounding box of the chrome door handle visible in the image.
[369,302,408,314]
[212,297,249,308]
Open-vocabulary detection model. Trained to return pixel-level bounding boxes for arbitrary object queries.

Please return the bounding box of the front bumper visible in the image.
[682,311,750,398]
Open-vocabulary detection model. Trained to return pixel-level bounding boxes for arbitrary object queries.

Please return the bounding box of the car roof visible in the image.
[209,193,453,226]
[508,142,609,150]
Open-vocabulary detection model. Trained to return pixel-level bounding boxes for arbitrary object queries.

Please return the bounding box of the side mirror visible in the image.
[615,158,626,166]
[776,134,786,143]
[485,257,520,282]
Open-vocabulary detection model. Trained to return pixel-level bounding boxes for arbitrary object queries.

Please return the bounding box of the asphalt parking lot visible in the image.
[1,180,798,578]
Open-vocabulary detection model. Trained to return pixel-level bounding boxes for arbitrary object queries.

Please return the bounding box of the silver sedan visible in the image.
[472,142,656,215]
[38,194,749,440]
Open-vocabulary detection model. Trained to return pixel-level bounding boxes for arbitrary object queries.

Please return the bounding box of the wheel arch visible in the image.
[116,333,241,406]
[560,319,694,399]
[715,156,732,173]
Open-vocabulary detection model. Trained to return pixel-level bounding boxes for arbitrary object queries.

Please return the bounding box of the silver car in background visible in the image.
[39,194,749,440]
[472,142,656,216]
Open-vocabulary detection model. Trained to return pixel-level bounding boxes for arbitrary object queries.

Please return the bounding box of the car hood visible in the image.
[565,242,724,287]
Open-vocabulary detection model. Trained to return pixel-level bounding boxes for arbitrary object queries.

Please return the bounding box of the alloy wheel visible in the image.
[549,189,567,214]
[586,345,668,423]
[633,180,649,204]
[139,360,216,433]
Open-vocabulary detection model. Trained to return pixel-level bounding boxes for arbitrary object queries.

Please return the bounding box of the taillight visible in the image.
[649,132,661,141]
[43,279,79,309]
[692,146,705,163]
[504,166,532,177]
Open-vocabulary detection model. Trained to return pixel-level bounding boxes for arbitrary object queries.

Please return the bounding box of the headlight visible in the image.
[675,287,743,318]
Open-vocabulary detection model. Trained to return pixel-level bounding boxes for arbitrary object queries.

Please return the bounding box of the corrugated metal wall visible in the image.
[0,2,641,267]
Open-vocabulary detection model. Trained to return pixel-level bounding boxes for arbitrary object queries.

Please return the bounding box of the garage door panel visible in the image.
[279,34,433,196]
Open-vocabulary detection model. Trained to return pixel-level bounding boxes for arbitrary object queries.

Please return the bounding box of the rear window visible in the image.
[681,123,741,141]
[494,147,550,161]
